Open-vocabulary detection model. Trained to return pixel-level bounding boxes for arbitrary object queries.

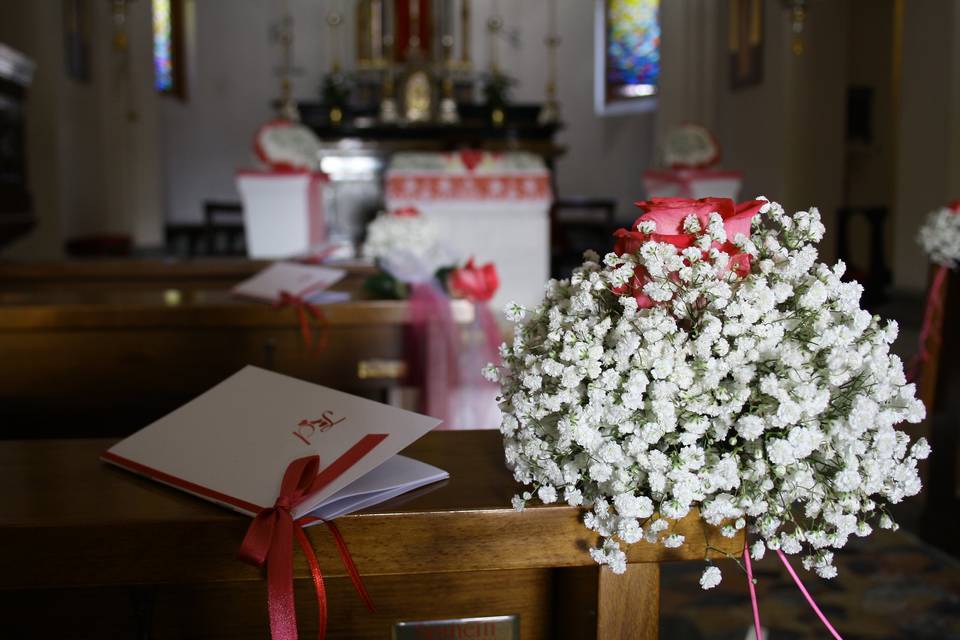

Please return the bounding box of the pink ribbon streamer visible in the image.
[743,541,844,640]
[407,282,460,427]
[475,302,504,363]
[776,550,843,640]
[909,264,949,382]
[404,284,503,429]
[743,540,763,640]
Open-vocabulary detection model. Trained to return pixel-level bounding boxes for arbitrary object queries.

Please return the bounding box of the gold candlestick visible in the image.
[538,0,561,125]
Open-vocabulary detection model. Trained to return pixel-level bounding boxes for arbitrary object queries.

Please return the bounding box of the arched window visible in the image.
[595,0,660,115]
[152,0,186,98]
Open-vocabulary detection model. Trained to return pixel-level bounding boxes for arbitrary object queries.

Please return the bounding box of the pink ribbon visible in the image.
[743,540,844,640]
[406,282,461,426]
[908,264,949,382]
[404,283,503,429]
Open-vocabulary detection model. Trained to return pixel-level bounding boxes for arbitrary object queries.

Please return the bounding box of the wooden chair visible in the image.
[164,224,206,257]
[550,197,617,279]
[203,201,246,256]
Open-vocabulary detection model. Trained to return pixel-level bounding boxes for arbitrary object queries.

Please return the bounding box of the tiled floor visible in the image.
[658,289,960,639]
[660,530,960,640]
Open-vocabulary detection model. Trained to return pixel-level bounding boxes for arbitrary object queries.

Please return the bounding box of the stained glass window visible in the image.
[152,0,173,91]
[599,0,660,111]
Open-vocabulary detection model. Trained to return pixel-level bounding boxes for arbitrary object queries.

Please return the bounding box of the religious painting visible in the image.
[729,0,764,89]
[595,0,660,115]
[62,0,91,82]
[152,0,186,98]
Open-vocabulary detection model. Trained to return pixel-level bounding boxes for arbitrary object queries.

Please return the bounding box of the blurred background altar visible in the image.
[2,0,957,299]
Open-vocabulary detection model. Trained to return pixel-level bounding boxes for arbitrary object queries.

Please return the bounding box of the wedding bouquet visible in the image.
[917,200,960,268]
[487,197,927,588]
[362,207,498,302]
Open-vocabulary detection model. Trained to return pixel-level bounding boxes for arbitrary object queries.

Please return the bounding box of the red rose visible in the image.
[610,265,655,308]
[614,197,764,258]
[449,258,499,303]
[949,200,960,214]
[632,197,764,242]
[609,197,766,307]
[634,197,735,234]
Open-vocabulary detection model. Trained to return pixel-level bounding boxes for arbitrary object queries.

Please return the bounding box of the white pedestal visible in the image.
[235,171,327,259]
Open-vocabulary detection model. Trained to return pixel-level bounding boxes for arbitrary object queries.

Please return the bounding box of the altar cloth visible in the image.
[386,152,552,312]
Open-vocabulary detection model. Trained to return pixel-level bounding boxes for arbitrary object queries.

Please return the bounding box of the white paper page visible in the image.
[104,366,442,519]
[231,262,346,303]
[305,454,448,522]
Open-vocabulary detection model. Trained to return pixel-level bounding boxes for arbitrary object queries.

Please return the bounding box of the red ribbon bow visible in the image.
[275,290,328,350]
[238,437,385,640]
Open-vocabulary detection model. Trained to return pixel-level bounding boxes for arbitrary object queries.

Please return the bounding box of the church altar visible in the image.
[385,151,552,310]
[0,430,741,639]
[246,0,565,254]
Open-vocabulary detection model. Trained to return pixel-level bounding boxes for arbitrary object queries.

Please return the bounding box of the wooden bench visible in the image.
[0,430,741,639]
[0,258,375,292]
[0,285,473,438]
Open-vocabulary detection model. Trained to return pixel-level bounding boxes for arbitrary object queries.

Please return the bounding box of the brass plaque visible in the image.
[393,615,519,639]
[357,359,407,380]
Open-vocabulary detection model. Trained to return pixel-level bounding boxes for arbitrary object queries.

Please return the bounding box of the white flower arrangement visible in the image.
[487,197,927,588]
[362,209,458,283]
[917,201,960,268]
[362,209,441,264]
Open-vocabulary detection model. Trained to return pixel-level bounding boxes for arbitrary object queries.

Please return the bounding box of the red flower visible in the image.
[611,264,656,308]
[392,206,421,217]
[609,197,767,307]
[949,200,960,214]
[449,258,499,303]
[631,197,764,242]
[614,197,764,258]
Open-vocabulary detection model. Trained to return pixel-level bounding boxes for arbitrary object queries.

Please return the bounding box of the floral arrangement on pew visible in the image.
[362,207,499,303]
[362,206,502,428]
[910,200,960,380]
[485,196,928,636]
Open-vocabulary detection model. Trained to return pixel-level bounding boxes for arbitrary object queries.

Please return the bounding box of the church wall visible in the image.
[716,0,848,266]
[781,0,849,265]
[0,0,163,258]
[893,0,958,292]
[842,0,896,273]
[714,0,791,208]
[0,2,66,259]
[159,0,316,224]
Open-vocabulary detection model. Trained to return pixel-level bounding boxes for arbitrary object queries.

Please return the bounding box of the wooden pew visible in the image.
[0,285,473,438]
[0,258,375,292]
[0,430,742,639]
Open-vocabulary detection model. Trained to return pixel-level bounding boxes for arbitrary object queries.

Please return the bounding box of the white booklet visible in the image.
[103,366,446,520]
[232,262,349,304]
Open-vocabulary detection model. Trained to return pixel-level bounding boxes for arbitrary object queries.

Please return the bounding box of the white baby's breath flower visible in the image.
[700,565,722,590]
[505,302,526,321]
[917,203,960,267]
[663,534,685,548]
[493,197,926,588]
[362,211,440,261]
